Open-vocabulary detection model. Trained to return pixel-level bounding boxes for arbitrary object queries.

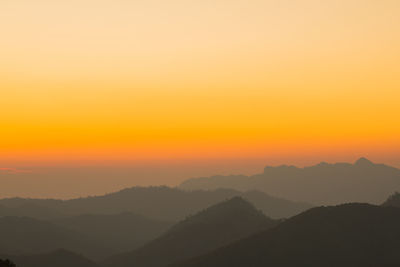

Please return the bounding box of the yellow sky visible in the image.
[1,0,400,166]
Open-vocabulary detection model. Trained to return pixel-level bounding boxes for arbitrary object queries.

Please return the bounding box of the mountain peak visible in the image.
[354,157,374,166]
[104,197,277,267]
[177,196,267,226]
[220,196,250,206]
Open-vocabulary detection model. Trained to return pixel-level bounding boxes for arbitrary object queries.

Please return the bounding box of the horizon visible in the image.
[0,156,397,200]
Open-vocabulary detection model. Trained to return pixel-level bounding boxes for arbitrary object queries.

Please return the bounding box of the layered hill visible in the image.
[52,212,172,253]
[104,197,278,267]
[0,187,310,221]
[176,203,400,267]
[0,216,111,260]
[0,199,65,219]
[180,158,400,205]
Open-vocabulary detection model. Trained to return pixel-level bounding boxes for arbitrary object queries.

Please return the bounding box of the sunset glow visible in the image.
[1,0,400,168]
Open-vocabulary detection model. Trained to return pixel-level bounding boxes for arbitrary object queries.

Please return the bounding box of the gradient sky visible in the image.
[1,0,400,175]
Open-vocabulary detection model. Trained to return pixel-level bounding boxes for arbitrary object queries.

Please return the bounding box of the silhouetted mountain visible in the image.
[0,187,310,221]
[104,197,278,267]
[175,203,400,267]
[180,158,400,205]
[52,213,172,253]
[0,216,111,260]
[382,192,400,207]
[2,249,99,267]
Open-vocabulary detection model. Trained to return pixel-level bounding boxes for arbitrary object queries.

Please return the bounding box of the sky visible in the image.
[1,1,400,196]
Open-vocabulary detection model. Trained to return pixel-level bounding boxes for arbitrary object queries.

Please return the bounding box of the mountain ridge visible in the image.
[0,187,310,220]
[180,158,400,205]
[174,203,400,267]
[104,197,278,267]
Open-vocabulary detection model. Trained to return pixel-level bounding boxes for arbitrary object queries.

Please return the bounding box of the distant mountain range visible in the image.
[175,203,400,267]
[104,197,278,267]
[180,158,400,205]
[0,187,311,221]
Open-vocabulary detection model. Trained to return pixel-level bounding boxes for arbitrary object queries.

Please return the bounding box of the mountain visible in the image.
[180,158,400,205]
[0,201,65,219]
[241,190,311,219]
[52,213,172,253]
[175,203,400,267]
[0,216,111,260]
[382,192,400,207]
[104,197,278,267]
[0,187,310,221]
[2,249,99,267]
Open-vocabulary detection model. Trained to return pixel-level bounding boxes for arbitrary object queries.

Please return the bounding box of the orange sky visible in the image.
[1,0,400,169]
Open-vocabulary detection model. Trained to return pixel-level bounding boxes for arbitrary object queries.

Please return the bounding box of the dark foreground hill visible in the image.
[52,212,172,253]
[175,203,400,267]
[0,187,310,220]
[180,158,400,205]
[104,197,278,267]
[2,249,99,267]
